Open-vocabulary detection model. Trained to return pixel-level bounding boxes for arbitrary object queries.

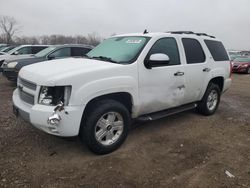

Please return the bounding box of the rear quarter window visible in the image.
[71,47,92,56]
[204,40,229,61]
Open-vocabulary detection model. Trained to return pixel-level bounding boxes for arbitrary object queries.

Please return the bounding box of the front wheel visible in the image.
[80,99,131,155]
[197,83,221,116]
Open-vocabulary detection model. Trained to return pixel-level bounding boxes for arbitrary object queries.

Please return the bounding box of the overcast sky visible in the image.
[0,0,250,50]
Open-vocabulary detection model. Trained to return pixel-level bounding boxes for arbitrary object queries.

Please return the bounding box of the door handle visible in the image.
[203,68,211,72]
[174,71,184,76]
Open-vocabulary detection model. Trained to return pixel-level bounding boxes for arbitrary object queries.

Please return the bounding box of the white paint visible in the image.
[13,32,232,136]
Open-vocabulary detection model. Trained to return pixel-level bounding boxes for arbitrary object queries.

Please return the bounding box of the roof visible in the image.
[17,44,50,47]
[58,44,94,49]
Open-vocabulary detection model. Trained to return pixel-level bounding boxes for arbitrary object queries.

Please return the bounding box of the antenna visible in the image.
[143,29,148,34]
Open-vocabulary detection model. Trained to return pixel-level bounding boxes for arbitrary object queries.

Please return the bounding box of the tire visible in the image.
[247,67,250,74]
[80,99,131,155]
[197,83,221,116]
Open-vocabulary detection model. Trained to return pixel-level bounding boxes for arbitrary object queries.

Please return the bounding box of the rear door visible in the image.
[181,38,210,103]
[138,37,186,115]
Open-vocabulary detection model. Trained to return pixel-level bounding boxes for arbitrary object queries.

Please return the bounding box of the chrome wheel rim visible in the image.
[207,90,218,111]
[95,112,124,146]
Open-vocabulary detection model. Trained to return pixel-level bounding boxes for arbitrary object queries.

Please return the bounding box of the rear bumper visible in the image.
[232,67,248,73]
[223,78,232,93]
[2,68,18,81]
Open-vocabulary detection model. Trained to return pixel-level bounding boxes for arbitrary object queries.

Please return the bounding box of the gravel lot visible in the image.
[0,74,249,188]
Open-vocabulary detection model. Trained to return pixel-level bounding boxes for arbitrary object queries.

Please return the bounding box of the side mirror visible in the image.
[144,53,170,69]
[13,51,19,55]
[48,54,55,60]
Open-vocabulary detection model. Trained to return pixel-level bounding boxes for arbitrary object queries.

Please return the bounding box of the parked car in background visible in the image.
[232,57,250,74]
[228,50,242,61]
[0,52,7,56]
[12,31,231,154]
[0,45,17,53]
[0,45,49,68]
[1,44,93,81]
[0,44,8,51]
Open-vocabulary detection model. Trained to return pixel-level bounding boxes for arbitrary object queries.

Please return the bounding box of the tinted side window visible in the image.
[182,38,205,64]
[32,46,47,54]
[71,47,91,56]
[16,47,32,55]
[204,40,229,61]
[50,48,71,58]
[147,38,180,66]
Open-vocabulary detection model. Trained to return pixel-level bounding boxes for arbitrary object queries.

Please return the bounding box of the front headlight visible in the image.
[7,62,18,68]
[38,86,72,106]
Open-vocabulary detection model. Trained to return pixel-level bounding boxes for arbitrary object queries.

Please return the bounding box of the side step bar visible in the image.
[136,103,197,122]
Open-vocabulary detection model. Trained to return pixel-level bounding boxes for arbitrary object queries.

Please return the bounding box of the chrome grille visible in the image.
[19,77,37,91]
[19,88,35,105]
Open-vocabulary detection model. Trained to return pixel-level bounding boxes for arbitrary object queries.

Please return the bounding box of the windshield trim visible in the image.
[7,46,23,55]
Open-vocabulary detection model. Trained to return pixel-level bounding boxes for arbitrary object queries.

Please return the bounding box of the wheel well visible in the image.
[209,77,224,92]
[79,92,133,134]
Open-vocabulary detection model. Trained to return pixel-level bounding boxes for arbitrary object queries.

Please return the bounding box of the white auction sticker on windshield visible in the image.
[126,39,142,44]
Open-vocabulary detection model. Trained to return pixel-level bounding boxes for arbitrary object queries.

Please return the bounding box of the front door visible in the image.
[138,37,186,116]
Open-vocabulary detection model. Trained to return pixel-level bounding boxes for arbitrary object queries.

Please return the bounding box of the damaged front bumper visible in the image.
[12,89,84,137]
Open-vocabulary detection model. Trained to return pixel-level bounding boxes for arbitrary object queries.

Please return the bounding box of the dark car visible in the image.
[232,57,250,74]
[1,44,93,81]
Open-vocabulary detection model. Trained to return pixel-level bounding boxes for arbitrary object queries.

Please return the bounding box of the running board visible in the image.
[136,103,197,122]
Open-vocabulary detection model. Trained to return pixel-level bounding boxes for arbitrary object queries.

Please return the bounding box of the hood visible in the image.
[0,54,33,62]
[19,58,124,85]
[7,54,34,62]
[0,54,11,62]
[14,56,46,70]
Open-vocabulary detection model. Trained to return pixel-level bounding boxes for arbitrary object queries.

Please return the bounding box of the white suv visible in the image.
[13,31,232,154]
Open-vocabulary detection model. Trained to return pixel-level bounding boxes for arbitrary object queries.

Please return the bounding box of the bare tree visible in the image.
[0,16,19,44]
[87,32,102,46]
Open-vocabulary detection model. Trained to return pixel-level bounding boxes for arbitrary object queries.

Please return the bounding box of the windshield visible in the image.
[234,58,250,62]
[35,46,56,57]
[7,46,22,54]
[87,36,150,63]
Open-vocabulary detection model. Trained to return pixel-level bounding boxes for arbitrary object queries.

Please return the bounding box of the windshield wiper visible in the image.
[91,56,118,63]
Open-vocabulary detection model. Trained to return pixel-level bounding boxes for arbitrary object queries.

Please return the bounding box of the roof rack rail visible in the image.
[195,33,215,38]
[166,31,215,38]
[167,31,194,34]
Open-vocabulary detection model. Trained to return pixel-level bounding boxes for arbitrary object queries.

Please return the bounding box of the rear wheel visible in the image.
[247,67,250,74]
[80,99,131,155]
[197,83,221,116]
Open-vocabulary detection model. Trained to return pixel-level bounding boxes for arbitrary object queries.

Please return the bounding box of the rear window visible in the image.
[182,38,205,64]
[204,40,229,61]
[234,58,250,62]
[32,46,47,54]
[71,47,91,56]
